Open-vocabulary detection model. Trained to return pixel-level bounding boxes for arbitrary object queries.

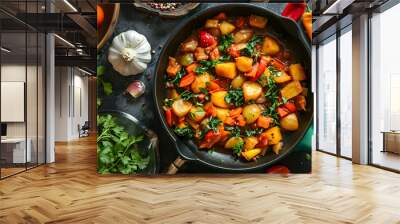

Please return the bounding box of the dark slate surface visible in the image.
[98,3,311,174]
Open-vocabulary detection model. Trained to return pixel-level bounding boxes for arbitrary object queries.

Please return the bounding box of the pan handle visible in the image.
[166,156,186,174]
[174,140,197,161]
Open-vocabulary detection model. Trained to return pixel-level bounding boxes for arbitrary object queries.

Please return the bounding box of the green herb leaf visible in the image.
[225,125,241,137]
[241,36,262,58]
[225,89,244,107]
[232,141,244,156]
[174,127,195,138]
[218,34,234,53]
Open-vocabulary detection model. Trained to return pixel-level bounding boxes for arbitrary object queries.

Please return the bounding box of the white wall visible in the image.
[54,66,89,141]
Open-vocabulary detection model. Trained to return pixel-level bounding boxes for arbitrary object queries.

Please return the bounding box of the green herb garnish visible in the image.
[241,36,262,58]
[97,114,149,174]
[244,128,265,137]
[225,125,242,137]
[218,34,234,52]
[225,89,244,107]
[174,127,195,138]
[233,141,244,156]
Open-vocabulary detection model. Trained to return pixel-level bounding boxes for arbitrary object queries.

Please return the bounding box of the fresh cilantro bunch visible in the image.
[97,114,149,174]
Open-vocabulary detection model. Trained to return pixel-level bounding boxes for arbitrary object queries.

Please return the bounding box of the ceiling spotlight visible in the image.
[1,47,11,53]
[54,34,75,48]
[63,0,78,12]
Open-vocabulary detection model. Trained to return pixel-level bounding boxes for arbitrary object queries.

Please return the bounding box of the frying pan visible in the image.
[153,4,312,173]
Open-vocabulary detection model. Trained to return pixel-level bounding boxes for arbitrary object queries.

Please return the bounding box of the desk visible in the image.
[1,138,31,163]
[381,131,400,154]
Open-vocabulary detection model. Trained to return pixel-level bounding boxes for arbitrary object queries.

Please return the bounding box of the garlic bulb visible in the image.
[108,30,151,76]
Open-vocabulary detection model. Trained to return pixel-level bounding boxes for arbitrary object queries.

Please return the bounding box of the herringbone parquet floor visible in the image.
[0,136,399,224]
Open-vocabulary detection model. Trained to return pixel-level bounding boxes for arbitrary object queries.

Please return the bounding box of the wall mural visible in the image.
[97,2,313,174]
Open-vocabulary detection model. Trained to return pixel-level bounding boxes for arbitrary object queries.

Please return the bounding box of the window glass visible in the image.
[339,28,352,158]
[317,36,337,154]
[371,3,400,171]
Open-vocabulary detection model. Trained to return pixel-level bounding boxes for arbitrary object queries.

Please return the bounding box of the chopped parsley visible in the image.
[232,141,244,156]
[174,127,195,138]
[225,125,241,137]
[244,128,265,137]
[267,66,282,77]
[225,89,244,107]
[218,34,234,53]
[241,36,262,59]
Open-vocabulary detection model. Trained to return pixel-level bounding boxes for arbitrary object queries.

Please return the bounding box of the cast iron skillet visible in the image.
[154,4,312,172]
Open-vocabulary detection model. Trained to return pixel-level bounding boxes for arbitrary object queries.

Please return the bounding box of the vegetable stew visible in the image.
[162,12,308,162]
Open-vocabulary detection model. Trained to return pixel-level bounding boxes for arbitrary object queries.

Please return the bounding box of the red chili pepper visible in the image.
[266,165,290,174]
[165,109,173,127]
[281,3,307,21]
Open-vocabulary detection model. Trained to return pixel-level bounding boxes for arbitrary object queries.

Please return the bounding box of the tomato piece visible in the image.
[250,60,267,81]
[277,106,290,118]
[199,31,217,48]
[244,63,258,78]
[179,73,196,87]
[165,109,173,127]
[283,102,297,113]
[266,165,290,174]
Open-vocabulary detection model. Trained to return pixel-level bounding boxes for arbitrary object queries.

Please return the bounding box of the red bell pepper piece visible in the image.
[281,3,307,21]
[165,109,173,127]
[250,57,269,81]
[283,102,297,113]
[199,130,221,149]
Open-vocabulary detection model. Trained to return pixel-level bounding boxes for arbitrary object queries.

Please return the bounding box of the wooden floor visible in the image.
[0,136,400,224]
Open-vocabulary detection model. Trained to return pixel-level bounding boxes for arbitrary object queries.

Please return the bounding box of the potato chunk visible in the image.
[172,99,192,117]
[289,64,306,81]
[281,81,303,100]
[262,127,282,145]
[191,73,213,93]
[242,104,261,124]
[211,91,229,108]
[262,36,280,55]
[224,137,244,149]
[242,148,261,161]
[220,21,236,35]
[280,113,299,131]
[242,81,262,101]
[215,62,237,79]
[235,56,253,72]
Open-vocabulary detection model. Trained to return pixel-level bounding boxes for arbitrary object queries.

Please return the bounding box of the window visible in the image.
[370,3,400,171]
[339,27,352,158]
[317,36,337,154]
